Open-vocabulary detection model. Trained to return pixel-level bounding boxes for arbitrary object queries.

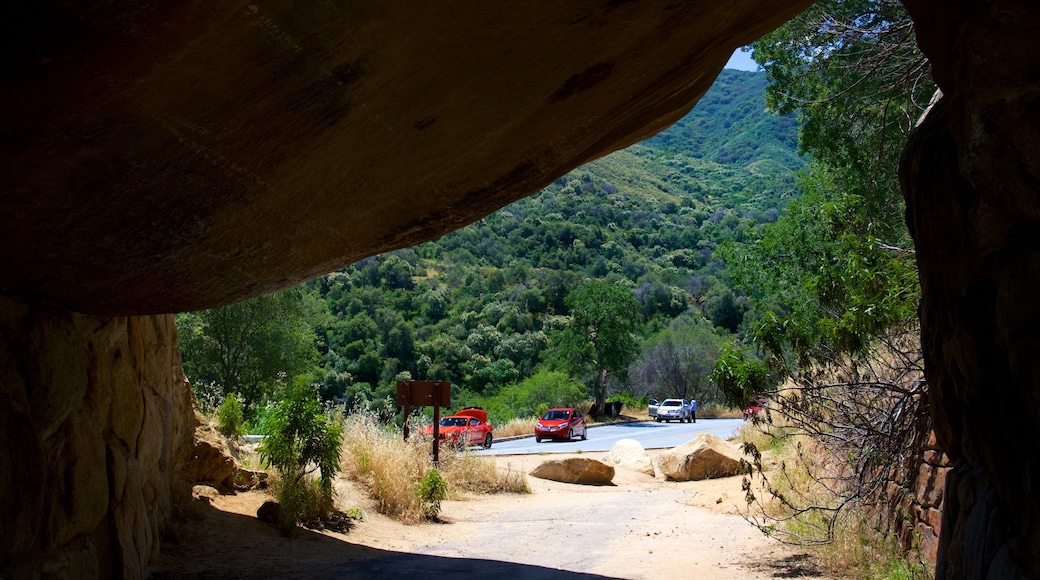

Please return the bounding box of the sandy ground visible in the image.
[148,450,833,579]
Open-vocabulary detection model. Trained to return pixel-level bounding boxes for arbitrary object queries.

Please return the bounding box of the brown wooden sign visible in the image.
[395,380,451,408]
[396,380,452,464]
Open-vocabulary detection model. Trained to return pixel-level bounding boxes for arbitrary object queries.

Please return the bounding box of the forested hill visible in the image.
[177,70,805,420]
[644,69,802,172]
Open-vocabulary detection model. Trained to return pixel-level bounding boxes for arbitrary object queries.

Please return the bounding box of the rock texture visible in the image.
[0,296,196,579]
[0,1,813,315]
[608,439,656,476]
[657,434,745,482]
[901,0,1040,575]
[186,412,239,493]
[530,457,615,485]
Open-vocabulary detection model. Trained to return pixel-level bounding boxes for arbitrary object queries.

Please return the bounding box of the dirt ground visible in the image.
[148,450,834,579]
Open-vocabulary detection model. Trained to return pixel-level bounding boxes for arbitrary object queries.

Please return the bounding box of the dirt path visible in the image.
[149,451,833,579]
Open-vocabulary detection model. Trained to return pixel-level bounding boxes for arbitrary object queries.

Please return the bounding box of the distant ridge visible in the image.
[642,70,803,171]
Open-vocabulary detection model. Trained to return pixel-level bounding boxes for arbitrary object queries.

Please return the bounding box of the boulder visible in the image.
[256,501,282,525]
[657,434,745,482]
[608,439,655,476]
[186,413,238,492]
[234,469,270,492]
[530,458,615,485]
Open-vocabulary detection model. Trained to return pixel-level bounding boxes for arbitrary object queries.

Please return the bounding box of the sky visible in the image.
[725,47,759,72]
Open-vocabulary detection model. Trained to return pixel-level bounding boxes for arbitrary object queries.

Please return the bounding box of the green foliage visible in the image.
[468,370,587,424]
[548,280,641,407]
[176,286,325,419]
[630,315,728,403]
[644,69,803,171]
[721,169,919,371]
[418,468,448,519]
[717,4,935,569]
[722,0,930,373]
[710,344,771,409]
[177,70,804,425]
[258,378,344,531]
[216,394,245,439]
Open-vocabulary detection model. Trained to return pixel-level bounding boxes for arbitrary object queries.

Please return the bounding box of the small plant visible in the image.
[258,379,344,534]
[216,393,245,438]
[418,469,448,519]
[345,507,366,521]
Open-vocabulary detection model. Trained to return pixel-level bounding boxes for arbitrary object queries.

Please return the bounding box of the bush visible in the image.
[216,393,245,438]
[258,379,344,534]
[419,469,447,519]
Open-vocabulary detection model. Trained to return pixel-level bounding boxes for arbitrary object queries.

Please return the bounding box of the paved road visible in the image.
[477,417,745,455]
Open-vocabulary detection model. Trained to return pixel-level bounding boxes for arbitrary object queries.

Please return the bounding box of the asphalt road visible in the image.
[476,417,745,456]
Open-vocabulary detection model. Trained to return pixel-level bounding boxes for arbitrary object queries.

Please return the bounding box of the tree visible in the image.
[631,316,726,403]
[477,370,587,423]
[734,0,930,371]
[715,0,935,552]
[752,0,932,254]
[549,280,640,409]
[176,286,325,417]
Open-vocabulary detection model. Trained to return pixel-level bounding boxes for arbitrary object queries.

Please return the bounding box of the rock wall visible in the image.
[901,0,1040,575]
[0,296,196,578]
[881,431,950,568]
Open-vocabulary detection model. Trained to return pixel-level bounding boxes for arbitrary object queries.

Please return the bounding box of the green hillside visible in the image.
[177,70,805,422]
[644,69,802,171]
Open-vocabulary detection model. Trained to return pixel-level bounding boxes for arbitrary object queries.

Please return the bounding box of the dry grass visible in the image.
[495,417,537,438]
[737,415,931,580]
[438,451,530,496]
[698,402,743,419]
[339,411,528,523]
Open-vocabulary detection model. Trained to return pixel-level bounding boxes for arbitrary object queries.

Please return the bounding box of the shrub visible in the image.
[258,379,343,534]
[418,469,447,519]
[216,393,245,438]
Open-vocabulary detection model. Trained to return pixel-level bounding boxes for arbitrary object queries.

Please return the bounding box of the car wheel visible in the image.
[536,436,542,443]
[568,429,574,441]
[483,433,493,449]
[580,428,587,441]
[655,417,661,423]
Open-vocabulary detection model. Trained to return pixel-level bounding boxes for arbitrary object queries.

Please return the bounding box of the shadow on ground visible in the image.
[148,501,620,580]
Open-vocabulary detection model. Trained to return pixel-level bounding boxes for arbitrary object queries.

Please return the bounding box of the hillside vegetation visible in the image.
[177,69,803,426]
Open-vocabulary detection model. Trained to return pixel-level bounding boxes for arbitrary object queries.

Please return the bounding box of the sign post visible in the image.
[395,380,451,464]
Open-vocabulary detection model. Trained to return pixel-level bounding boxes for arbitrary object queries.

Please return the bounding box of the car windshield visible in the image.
[440,417,467,426]
[541,410,570,421]
[661,400,681,407]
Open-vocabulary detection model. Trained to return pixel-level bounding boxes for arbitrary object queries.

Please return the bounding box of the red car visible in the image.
[419,407,494,449]
[535,407,587,442]
[743,395,768,421]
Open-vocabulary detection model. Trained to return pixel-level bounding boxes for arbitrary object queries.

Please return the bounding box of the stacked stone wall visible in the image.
[880,430,950,568]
